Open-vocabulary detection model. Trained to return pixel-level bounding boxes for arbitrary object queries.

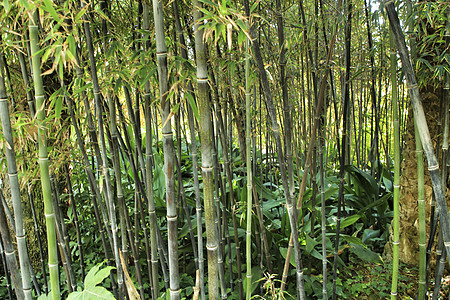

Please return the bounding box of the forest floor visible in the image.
[341,257,450,299]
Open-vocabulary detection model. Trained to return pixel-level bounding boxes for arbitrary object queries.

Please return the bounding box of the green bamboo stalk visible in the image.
[390,28,400,300]
[245,16,252,300]
[151,0,180,298]
[0,49,32,299]
[192,0,219,298]
[28,11,60,299]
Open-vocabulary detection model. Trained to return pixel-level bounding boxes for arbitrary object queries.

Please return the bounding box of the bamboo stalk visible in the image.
[245,16,252,299]
[28,11,60,299]
[152,0,180,298]
[0,49,32,299]
[390,28,401,300]
[192,0,219,298]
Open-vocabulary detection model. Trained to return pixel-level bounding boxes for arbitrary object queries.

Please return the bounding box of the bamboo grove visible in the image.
[0,0,449,299]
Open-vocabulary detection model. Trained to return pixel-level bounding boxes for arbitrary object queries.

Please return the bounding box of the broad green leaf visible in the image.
[280,247,296,268]
[349,244,383,264]
[341,235,365,246]
[344,165,378,197]
[340,214,361,229]
[85,263,114,288]
[67,286,115,300]
[305,234,319,254]
[38,293,52,300]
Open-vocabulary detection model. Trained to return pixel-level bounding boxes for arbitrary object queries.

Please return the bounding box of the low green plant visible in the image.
[37,262,115,300]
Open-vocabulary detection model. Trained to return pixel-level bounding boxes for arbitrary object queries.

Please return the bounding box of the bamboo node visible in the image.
[197,78,208,83]
[384,0,394,4]
[48,263,59,268]
[206,245,218,251]
[393,241,399,245]
[444,242,450,247]
[391,292,397,296]
[201,166,213,172]
[162,132,173,137]
[429,165,439,171]
[393,184,400,188]
[419,243,426,247]
[418,281,426,285]
[167,216,177,221]
[156,52,167,57]
[406,83,418,90]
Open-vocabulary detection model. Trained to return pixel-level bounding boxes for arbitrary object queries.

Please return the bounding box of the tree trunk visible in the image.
[385,89,441,266]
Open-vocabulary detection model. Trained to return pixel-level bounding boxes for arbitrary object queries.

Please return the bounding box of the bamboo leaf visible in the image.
[42,0,62,24]
[340,214,361,229]
[349,244,383,264]
[186,93,199,120]
[3,0,9,13]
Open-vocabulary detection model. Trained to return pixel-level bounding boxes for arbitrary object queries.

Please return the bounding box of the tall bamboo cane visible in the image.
[28,11,60,299]
[142,3,160,298]
[245,16,252,300]
[151,0,180,298]
[389,28,400,300]
[172,2,205,297]
[192,0,219,298]
[0,50,32,299]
